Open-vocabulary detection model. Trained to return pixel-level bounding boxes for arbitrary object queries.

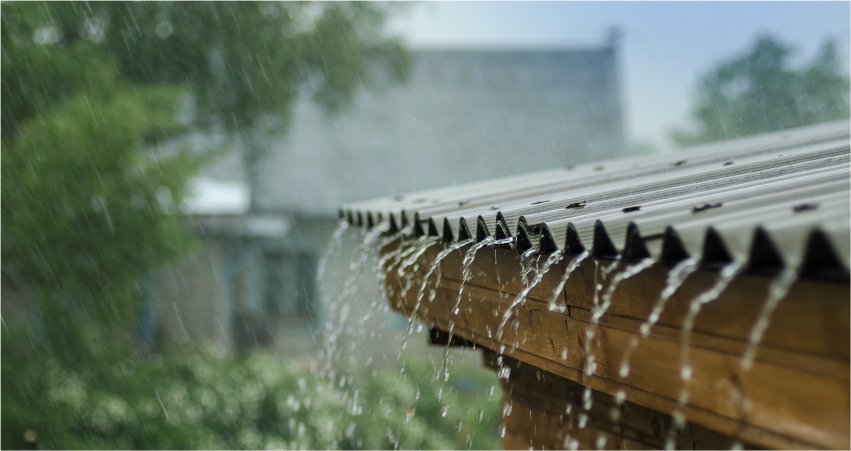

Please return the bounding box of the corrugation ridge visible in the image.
[361,138,848,226]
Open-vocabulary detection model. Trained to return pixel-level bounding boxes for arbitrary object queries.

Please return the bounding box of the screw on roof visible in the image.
[565,201,587,209]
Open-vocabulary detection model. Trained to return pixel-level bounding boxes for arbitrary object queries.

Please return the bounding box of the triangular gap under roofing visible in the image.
[747,227,787,276]
[458,218,473,241]
[476,216,491,243]
[388,214,400,233]
[428,218,440,237]
[660,227,691,266]
[356,211,364,227]
[537,224,560,255]
[495,212,512,240]
[366,212,375,229]
[564,223,586,255]
[800,229,849,281]
[413,213,426,237]
[623,222,652,261]
[515,220,535,254]
[442,218,455,243]
[346,210,355,225]
[400,210,410,230]
[338,208,345,220]
[700,227,735,270]
[592,220,619,260]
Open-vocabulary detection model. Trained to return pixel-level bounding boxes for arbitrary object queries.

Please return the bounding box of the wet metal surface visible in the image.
[342,120,850,279]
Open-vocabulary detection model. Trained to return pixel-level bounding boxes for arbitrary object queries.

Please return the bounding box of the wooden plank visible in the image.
[499,355,752,450]
[382,243,850,449]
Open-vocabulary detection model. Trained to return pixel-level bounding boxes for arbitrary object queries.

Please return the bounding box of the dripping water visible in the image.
[496,250,563,341]
[322,221,391,372]
[740,266,798,371]
[584,258,655,377]
[664,259,745,450]
[451,236,496,315]
[547,250,591,314]
[678,260,745,385]
[316,219,350,283]
[618,258,699,378]
[405,239,475,337]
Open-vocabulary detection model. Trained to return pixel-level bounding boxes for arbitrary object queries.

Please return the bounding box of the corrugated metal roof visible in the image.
[342,120,851,279]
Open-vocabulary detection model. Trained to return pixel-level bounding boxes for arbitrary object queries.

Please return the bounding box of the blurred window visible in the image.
[263,251,315,322]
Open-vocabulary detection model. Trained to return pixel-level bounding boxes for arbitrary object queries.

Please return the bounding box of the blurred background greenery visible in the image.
[1,2,500,449]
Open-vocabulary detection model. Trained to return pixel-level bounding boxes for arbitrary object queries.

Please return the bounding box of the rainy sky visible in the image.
[387,1,851,149]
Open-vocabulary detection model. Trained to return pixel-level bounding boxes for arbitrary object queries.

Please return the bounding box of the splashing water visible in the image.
[618,258,699,378]
[496,250,564,341]
[452,236,496,315]
[518,248,538,286]
[547,250,591,313]
[740,266,799,371]
[584,258,655,376]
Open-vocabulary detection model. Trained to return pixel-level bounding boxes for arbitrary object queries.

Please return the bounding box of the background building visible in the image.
[152,38,627,358]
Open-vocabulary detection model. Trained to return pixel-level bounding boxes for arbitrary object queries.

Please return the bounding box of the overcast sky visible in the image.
[387,1,851,150]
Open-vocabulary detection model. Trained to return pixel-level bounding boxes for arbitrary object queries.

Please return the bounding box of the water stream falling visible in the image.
[618,258,699,378]
[496,250,563,342]
[583,258,655,377]
[321,221,391,371]
[316,220,350,284]
[678,260,746,386]
[663,259,746,450]
[740,266,799,371]
[451,236,496,315]
[404,239,476,337]
[547,250,591,315]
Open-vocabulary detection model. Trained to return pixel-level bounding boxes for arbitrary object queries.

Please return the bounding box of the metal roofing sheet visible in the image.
[342,120,851,278]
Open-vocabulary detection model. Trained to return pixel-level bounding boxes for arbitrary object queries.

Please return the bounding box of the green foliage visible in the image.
[0,3,488,450]
[351,357,503,450]
[1,0,408,353]
[671,34,850,146]
[1,334,502,450]
[1,1,410,198]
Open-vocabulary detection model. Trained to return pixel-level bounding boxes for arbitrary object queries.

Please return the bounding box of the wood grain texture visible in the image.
[382,243,850,449]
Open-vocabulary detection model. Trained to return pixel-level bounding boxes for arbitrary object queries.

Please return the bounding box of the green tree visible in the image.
[2,0,408,353]
[671,34,850,146]
[1,2,410,448]
[2,2,409,209]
